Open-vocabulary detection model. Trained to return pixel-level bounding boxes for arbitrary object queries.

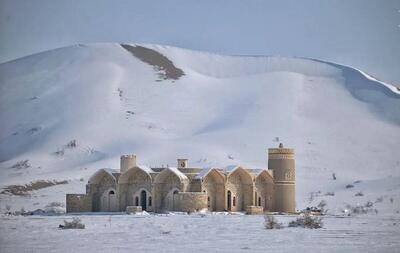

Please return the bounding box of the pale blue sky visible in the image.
[0,0,399,84]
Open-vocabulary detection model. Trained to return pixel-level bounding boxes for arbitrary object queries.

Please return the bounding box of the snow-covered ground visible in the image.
[0,43,399,218]
[1,213,399,253]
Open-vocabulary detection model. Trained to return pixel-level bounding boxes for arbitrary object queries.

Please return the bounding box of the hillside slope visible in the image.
[0,43,399,213]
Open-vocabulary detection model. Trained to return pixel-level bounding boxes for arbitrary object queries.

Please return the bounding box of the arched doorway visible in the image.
[141,190,147,211]
[172,190,179,210]
[118,166,152,212]
[100,189,118,212]
[227,191,232,211]
[255,170,274,212]
[89,169,117,212]
[226,167,253,211]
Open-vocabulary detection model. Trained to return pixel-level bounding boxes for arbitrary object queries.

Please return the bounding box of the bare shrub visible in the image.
[26,127,41,135]
[355,192,364,197]
[60,217,85,229]
[343,201,378,216]
[375,196,383,203]
[317,200,327,214]
[288,213,323,229]
[332,173,336,180]
[10,160,30,170]
[308,191,322,203]
[325,192,335,196]
[53,149,64,156]
[65,140,77,148]
[264,214,283,229]
[345,184,354,189]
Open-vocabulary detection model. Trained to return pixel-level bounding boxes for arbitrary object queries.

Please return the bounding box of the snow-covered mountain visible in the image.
[0,43,399,213]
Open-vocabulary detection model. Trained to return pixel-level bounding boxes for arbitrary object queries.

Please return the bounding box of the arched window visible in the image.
[140,190,147,210]
[148,196,152,207]
[255,192,258,206]
[135,196,139,206]
[109,190,115,195]
[207,196,210,208]
[227,191,232,210]
[258,197,261,207]
[233,197,236,207]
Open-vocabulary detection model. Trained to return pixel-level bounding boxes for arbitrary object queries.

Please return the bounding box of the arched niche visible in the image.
[202,168,225,211]
[226,166,254,211]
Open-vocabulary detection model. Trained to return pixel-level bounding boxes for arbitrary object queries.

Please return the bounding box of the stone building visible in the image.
[66,144,295,213]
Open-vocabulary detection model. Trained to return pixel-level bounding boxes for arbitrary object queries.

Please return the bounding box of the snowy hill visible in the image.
[0,43,399,213]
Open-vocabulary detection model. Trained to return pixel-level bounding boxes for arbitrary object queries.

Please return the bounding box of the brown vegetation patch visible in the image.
[10,160,30,170]
[121,44,184,80]
[1,180,68,196]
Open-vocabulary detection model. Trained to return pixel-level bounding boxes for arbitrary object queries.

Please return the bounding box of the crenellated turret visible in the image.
[120,154,136,173]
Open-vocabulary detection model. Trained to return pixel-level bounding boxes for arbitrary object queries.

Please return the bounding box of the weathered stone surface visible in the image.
[66,194,92,213]
[126,206,142,214]
[174,192,207,212]
[246,205,264,215]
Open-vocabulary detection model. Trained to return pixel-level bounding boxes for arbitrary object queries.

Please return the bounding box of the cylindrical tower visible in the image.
[268,143,295,213]
[120,155,136,173]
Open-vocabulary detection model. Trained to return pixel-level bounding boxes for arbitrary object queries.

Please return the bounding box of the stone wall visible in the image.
[66,194,92,213]
[126,206,142,214]
[246,205,264,215]
[189,178,202,192]
[174,192,207,212]
[273,184,296,213]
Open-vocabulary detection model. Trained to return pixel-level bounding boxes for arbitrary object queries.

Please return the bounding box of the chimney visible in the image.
[177,159,188,168]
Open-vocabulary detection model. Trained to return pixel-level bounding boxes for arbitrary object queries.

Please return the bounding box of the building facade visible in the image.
[66,144,295,213]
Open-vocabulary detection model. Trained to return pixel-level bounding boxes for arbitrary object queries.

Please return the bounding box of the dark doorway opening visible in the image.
[141,190,147,211]
[227,191,232,211]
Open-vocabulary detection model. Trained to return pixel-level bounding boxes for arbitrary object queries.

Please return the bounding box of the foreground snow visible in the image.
[0,213,399,253]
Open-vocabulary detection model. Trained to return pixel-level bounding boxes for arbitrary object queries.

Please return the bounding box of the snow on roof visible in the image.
[224,165,264,174]
[251,168,265,175]
[103,168,119,174]
[224,165,238,172]
[256,169,274,180]
[135,164,154,174]
[195,167,218,179]
[89,168,117,184]
[167,167,188,181]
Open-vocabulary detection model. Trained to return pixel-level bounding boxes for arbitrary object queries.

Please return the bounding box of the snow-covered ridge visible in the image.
[0,43,399,213]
